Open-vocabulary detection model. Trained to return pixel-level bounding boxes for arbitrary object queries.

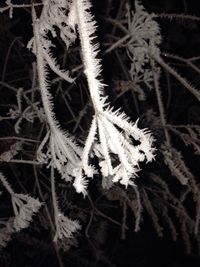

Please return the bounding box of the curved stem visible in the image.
[32,13,56,130]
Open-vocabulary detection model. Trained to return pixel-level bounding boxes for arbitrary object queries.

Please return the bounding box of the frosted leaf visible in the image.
[73,168,89,197]
[11,194,42,232]
[54,213,81,242]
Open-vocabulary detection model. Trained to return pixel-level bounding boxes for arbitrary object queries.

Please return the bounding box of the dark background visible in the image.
[0,0,200,266]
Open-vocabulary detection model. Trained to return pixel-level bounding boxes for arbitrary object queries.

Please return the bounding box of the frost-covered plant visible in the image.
[31,4,83,187]
[30,0,155,196]
[71,0,155,194]
[0,171,41,247]
[125,1,161,93]
[0,87,44,134]
[1,0,154,250]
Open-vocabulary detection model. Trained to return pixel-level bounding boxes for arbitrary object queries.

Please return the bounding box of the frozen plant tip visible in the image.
[0,171,42,246]
[72,0,156,191]
[12,194,42,231]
